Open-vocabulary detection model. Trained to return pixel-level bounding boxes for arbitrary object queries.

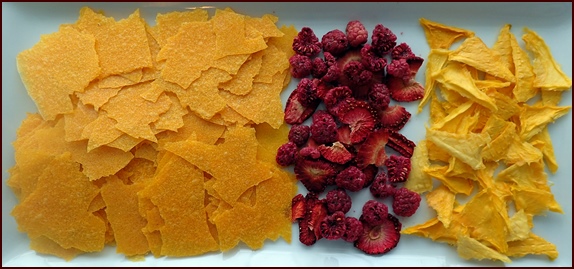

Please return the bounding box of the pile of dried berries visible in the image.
[276,21,425,255]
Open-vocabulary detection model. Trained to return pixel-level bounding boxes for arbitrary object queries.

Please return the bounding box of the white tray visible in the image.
[2,2,572,266]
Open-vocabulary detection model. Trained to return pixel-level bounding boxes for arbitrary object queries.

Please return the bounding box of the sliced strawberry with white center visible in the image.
[317,141,354,164]
[354,213,401,255]
[356,129,389,168]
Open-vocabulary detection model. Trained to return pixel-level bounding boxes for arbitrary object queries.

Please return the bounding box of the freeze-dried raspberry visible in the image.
[293,27,322,57]
[299,146,321,160]
[361,200,388,226]
[346,20,368,48]
[335,165,366,192]
[310,110,338,145]
[289,124,311,147]
[342,61,373,86]
[392,187,421,217]
[323,86,352,108]
[276,141,298,166]
[386,58,410,81]
[321,52,341,83]
[289,54,313,78]
[360,44,387,73]
[371,24,397,56]
[320,211,347,240]
[322,29,349,56]
[311,57,328,78]
[392,42,415,59]
[342,217,364,242]
[295,78,319,107]
[369,172,396,199]
[325,188,352,214]
[368,83,391,111]
[385,155,411,183]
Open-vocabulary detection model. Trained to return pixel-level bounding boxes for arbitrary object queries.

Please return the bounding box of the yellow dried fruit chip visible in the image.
[212,9,267,59]
[220,51,263,95]
[509,31,538,103]
[506,210,530,242]
[163,126,273,205]
[152,94,187,132]
[404,140,433,194]
[106,133,144,153]
[506,233,559,260]
[151,9,209,48]
[517,104,570,141]
[245,15,284,39]
[30,236,84,261]
[16,25,100,120]
[426,128,490,170]
[419,49,450,113]
[64,101,99,142]
[76,83,121,110]
[11,152,106,252]
[101,175,150,256]
[253,44,290,84]
[255,122,290,164]
[68,140,134,181]
[426,185,456,228]
[530,128,558,173]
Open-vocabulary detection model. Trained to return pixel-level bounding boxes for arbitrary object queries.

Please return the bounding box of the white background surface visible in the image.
[2,2,572,266]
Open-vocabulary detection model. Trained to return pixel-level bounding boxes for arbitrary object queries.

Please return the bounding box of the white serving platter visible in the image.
[2,2,572,266]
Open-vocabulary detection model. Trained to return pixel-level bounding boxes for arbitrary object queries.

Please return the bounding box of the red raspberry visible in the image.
[320,211,347,240]
[342,61,373,86]
[391,42,415,60]
[342,216,364,242]
[276,141,298,166]
[288,124,310,147]
[346,20,368,48]
[386,58,410,81]
[335,166,366,192]
[299,146,321,160]
[289,54,313,78]
[293,27,322,57]
[321,52,341,83]
[311,57,328,78]
[361,200,388,226]
[369,172,396,199]
[371,24,397,56]
[385,155,411,183]
[392,187,421,217]
[325,188,352,214]
[321,29,349,56]
[360,44,387,73]
[295,78,319,107]
[310,110,338,145]
[368,83,391,111]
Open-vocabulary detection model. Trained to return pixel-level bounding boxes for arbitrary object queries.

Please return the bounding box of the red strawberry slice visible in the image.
[294,159,337,193]
[291,194,306,222]
[337,125,352,146]
[354,213,401,255]
[308,200,328,240]
[298,217,317,246]
[387,56,425,102]
[377,104,411,131]
[337,100,376,144]
[356,129,389,168]
[387,130,416,158]
[284,87,320,124]
[318,142,354,164]
[361,164,379,189]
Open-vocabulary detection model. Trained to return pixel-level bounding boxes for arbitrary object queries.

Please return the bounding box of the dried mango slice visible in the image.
[401,216,466,246]
[30,236,84,261]
[11,152,106,252]
[522,28,572,90]
[220,51,263,95]
[506,210,530,242]
[405,140,433,194]
[76,83,121,111]
[419,18,475,49]
[152,94,187,132]
[64,101,99,142]
[426,185,456,228]
[517,104,570,141]
[106,133,144,152]
[68,140,134,181]
[82,114,123,152]
[511,187,563,215]
[254,122,290,165]
[16,25,100,120]
[449,36,516,83]
[434,62,497,111]
[426,128,490,170]
[506,233,558,260]
[151,9,209,49]
[423,165,473,195]
[253,44,290,84]
[491,24,514,73]
[456,234,512,263]
[245,15,284,39]
[529,128,558,173]
[419,49,450,113]
[509,31,538,102]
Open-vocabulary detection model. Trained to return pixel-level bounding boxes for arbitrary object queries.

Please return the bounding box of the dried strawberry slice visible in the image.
[337,125,352,146]
[308,200,328,240]
[377,104,411,131]
[294,158,337,193]
[284,84,320,125]
[291,194,306,222]
[387,56,425,102]
[356,129,389,168]
[317,141,354,164]
[387,130,416,158]
[336,99,376,144]
[354,213,401,255]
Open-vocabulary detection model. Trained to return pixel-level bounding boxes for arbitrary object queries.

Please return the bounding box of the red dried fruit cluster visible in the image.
[280,20,424,256]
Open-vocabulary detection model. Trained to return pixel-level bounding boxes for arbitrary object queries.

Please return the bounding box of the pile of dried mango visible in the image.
[9,7,298,260]
[5,5,572,265]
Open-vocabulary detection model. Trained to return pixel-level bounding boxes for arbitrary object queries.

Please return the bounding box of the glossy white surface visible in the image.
[2,2,572,266]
